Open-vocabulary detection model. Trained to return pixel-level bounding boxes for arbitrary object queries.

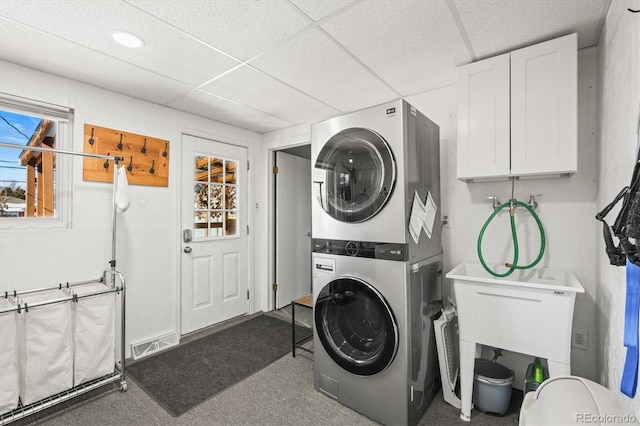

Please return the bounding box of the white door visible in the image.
[181,134,249,335]
[274,150,311,309]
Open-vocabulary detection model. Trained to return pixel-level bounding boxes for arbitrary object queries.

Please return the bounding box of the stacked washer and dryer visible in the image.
[311,99,443,426]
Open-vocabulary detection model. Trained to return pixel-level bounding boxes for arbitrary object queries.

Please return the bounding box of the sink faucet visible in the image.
[487,196,501,211]
[528,194,541,210]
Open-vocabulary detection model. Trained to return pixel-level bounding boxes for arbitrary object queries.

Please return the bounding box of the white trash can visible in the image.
[72,283,115,385]
[17,289,73,405]
[0,298,19,414]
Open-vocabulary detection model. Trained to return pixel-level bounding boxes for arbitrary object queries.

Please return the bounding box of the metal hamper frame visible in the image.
[0,142,127,424]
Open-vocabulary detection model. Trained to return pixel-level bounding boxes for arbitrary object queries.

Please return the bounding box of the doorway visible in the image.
[273,146,311,309]
[180,134,249,335]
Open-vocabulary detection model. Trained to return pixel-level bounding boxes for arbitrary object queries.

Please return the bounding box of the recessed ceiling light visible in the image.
[112,31,144,48]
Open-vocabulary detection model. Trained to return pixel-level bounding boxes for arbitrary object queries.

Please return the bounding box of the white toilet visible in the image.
[519,376,639,425]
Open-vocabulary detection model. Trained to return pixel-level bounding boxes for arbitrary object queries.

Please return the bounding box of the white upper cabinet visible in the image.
[456,33,577,181]
[456,53,511,180]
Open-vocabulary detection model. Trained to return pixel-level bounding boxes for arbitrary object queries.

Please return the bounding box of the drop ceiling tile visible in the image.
[168,89,294,133]
[126,0,310,60]
[0,0,239,86]
[320,0,472,96]
[453,0,610,59]
[0,18,193,105]
[251,27,399,112]
[200,65,340,125]
[290,0,356,21]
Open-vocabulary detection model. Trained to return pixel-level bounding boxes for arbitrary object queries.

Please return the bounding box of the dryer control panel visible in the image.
[312,238,408,262]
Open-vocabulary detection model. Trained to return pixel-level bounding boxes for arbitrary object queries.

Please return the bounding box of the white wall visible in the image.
[0,60,262,357]
[596,0,640,415]
[406,46,599,387]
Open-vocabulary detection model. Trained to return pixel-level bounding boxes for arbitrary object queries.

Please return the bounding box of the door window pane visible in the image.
[210,184,223,209]
[210,211,223,237]
[225,160,237,184]
[192,153,239,239]
[194,156,208,182]
[194,184,207,209]
[225,186,236,209]
[194,211,208,238]
[210,157,224,183]
[225,211,236,236]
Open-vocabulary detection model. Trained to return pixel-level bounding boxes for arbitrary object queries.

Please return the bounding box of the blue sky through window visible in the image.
[0,110,43,189]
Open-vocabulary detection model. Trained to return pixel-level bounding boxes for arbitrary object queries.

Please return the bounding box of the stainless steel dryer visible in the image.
[311,101,443,425]
[311,99,441,262]
[312,242,442,426]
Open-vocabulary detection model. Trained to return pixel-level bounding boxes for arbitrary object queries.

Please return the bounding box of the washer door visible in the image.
[315,277,398,376]
[313,128,396,223]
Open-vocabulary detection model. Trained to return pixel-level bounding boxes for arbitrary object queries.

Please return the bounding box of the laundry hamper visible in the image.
[72,282,115,385]
[17,289,73,405]
[0,298,19,414]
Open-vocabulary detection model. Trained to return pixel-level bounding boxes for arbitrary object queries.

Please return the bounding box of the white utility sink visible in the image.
[446,262,584,422]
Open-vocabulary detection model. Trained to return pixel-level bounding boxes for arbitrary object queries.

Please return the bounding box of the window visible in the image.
[0,94,73,229]
[193,155,238,238]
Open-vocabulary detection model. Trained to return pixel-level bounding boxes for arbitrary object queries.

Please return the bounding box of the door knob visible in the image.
[184,246,192,254]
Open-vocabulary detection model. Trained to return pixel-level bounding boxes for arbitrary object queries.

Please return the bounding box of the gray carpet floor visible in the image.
[126,315,308,417]
[10,312,521,426]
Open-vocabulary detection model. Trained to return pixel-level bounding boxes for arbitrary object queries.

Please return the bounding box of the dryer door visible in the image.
[315,277,398,376]
[313,128,396,223]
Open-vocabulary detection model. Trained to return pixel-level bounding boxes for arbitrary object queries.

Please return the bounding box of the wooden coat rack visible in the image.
[83,124,169,187]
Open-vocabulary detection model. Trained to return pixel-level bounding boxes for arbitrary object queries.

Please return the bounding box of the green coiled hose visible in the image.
[477,200,546,277]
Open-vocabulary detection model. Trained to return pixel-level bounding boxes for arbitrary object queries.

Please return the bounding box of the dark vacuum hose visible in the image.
[477,200,546,277]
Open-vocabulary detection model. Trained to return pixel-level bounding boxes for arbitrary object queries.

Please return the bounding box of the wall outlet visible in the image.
[442,214,450,228]
[572,328,589,350]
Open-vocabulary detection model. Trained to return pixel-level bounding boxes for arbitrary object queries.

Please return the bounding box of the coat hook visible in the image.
[127,156,133,172]
[117,134,123,151]
[104,153,110,170]
[141,138,147,154]
[88,128,95,145]
[162,142,168,157]
[149,160,155,175]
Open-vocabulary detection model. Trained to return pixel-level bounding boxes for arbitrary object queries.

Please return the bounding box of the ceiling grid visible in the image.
[0,0,612,133]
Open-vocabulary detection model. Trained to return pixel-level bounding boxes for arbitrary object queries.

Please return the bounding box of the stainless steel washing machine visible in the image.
[311,99,441,262]
[311,101,442,425]
[312,241,443,426]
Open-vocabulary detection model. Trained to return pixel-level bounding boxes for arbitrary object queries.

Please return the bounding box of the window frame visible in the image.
[0,93,73,231]
[192,153,240,240]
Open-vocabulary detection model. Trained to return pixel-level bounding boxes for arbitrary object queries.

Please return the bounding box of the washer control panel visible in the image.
[312,238,408,262]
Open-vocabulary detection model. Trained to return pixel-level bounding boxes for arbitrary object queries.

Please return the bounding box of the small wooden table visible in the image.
[292,294,313,357]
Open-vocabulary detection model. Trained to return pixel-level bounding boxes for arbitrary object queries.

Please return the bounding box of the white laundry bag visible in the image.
[17,289,73,405]
[72,283,115,385]
[0,298,19,414]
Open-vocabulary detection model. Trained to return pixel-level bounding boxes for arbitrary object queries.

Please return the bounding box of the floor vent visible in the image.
[131,332,178,360]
